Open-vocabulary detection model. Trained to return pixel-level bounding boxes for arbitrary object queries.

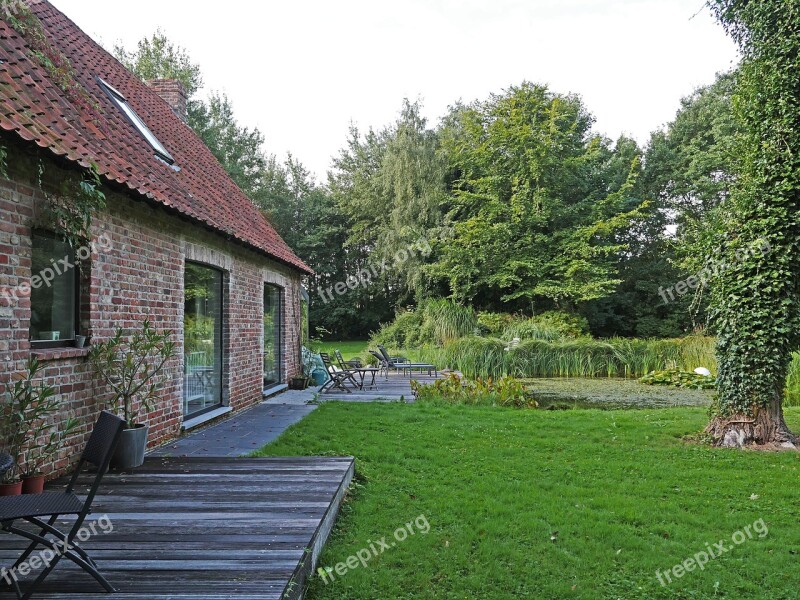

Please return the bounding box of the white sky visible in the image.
[52,0,739,182]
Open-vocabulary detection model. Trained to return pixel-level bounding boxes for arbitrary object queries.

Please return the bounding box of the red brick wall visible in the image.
[0,143,304,478]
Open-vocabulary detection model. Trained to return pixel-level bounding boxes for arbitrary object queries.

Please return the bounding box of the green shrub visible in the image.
[639,369,716,390]
[372,309,425,348]
[373,300,478,348]
[501,311,589,341]
[502,319,566,342]
[476,311,516,336]
[411,373,537,408]
[419,299,478,343]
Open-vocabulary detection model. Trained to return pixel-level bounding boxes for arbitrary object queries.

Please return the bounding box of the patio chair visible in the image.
[334,349,362,369]
[377,345,438,378]
[369,350,390,379]
[333,350,363,388]
[0,411,125,600]
[377,345,408,371]
[319,352,353,394]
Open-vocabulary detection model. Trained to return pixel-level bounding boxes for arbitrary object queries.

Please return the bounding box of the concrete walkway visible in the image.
[152,401,317,457]
[155,370,434,459]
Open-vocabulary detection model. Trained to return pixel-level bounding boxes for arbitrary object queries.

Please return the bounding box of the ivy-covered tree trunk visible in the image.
[705,0,800,447]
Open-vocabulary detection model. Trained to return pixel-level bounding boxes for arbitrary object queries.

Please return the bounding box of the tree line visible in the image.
[116,32,736,341]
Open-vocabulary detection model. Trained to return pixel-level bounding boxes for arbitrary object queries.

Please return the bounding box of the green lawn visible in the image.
[311,340,369,361]
[256,403,800,599]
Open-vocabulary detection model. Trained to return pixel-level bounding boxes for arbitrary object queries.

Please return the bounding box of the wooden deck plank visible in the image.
[0,456,354,600]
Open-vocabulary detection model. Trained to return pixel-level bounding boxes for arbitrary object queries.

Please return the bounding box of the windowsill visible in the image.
[263,383,288,398]
[31,347,90,361]
[182,406,232,431]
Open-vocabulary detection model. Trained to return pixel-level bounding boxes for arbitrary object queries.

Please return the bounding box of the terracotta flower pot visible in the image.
[22,474,46,494]
[0,481,23,496]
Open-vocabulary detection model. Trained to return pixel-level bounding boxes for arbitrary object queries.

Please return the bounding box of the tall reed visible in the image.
[414,335,716,379]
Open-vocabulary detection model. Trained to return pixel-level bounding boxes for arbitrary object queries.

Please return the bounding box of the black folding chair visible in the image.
[0,411,125,600]
[319,353,352,394]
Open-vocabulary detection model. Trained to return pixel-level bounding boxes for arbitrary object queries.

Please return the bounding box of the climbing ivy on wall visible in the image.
[705,0,800,445]
[36,161,107,249]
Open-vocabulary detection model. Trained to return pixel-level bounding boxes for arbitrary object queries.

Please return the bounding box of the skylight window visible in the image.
[97,78,175,165]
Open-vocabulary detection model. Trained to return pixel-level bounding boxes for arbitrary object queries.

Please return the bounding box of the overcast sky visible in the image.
[52,0,739,181]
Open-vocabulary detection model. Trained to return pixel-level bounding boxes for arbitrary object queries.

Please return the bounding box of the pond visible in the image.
[522,378,714,410]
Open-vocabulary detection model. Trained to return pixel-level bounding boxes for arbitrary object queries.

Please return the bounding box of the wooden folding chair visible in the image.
[319,353,352,394]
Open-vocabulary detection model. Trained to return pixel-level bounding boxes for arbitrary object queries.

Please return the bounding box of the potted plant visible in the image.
[1,357,56,495]
[21,415,79,494]
[89,320,176,469]
[289,374,310,390]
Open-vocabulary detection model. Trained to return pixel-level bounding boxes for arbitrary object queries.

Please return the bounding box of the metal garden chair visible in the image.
[0,411,125,600]
[369,350,390,380]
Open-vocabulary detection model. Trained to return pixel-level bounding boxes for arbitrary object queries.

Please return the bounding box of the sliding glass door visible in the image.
[263,284,283,389]
[184,263,224,418]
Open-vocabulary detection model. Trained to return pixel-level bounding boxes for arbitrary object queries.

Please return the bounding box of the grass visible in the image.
[311,340,369,361]
[256,403,800,600]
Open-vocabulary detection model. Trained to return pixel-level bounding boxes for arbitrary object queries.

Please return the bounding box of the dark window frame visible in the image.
[29,230,82,350]
[263,283,284,390]
[183,261,226,419]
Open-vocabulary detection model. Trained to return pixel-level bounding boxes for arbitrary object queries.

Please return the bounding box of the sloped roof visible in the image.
[0,1,311,274]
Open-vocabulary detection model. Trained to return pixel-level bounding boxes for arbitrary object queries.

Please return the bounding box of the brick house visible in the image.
[0,1,312,475]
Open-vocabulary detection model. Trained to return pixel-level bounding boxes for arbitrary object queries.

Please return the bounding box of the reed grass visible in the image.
[413,335,716,379]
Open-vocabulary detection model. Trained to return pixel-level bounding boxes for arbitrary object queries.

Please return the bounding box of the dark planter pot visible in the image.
[0,481,23,496]
[22,474,46,494]
[289,377,310,390]
[111,424,149,470]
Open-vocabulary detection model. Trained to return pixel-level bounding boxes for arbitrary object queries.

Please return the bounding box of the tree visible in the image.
[187,92,271,201]
[114,30,202,96]
[589,73,741,338]
[642,72,739,276]
[705,0,800,446]
[435,83,646,314]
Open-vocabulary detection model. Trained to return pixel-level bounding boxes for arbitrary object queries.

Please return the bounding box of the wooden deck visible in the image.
[0,456,354,600]
[321,370,442,401]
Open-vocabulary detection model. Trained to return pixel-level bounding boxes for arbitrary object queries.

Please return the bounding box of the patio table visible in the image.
[351,367,380,390]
